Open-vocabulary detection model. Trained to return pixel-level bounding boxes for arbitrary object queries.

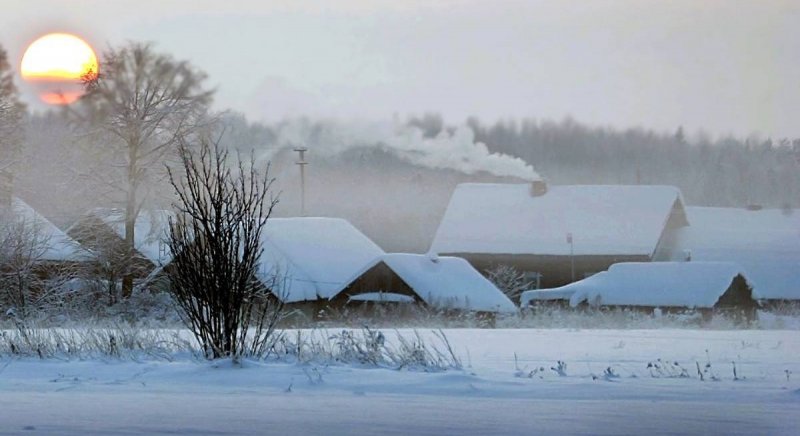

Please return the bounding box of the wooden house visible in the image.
[655,206,800,307]
[66,208,173,281]
[254,217,385,316]
[567,262,758,322]
[0,197,87,272]
[333,253,517,316]
[430,182,689,289]
[0,196,88,310]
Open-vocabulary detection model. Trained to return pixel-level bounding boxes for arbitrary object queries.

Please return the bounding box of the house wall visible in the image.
[567,275,757,323]
[68,215,156,279]
[714,275,758,322]
[652,199,691,260]
[330,262,421,308]
[445,253,650,289]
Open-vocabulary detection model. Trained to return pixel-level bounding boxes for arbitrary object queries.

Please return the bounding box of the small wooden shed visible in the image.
[568,262,758,322]
[333,253,517,316]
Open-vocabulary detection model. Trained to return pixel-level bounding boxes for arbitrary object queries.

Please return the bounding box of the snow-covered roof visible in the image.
[257,217,385,303]
[2,198,86,262]
[366,253,517,313]
[85,208,174,265]
[348,292,416,304]
[568,262,752,309]
[431,183,685,257]
[658,207,800,300]
[520,285,583,307]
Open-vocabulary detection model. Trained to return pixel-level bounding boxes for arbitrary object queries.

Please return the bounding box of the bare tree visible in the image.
[165,136,281,359]
[0,43,25,172]
[74,42,213,298]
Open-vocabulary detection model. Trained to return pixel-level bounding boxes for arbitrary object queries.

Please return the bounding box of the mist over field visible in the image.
[3,1,797,254]
[1,2,799,435]
[16,110,800,252]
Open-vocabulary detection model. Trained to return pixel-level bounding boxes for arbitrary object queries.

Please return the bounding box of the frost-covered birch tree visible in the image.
[73,42,213,297]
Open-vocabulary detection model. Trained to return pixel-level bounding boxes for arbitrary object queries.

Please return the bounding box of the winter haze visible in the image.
[1,2,799,435]
[2,0,799,138]
[6,0,800,252]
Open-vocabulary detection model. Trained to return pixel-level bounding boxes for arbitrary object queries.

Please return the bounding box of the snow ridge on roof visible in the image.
[5,198,85,262]
[568,262,751,309]
[658,207,800,300]
[379,253,517,313]
[431,183,684,257]
[257,217,385,303]
[520,284,583,306]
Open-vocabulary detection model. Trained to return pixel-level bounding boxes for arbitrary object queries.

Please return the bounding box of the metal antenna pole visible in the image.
[567,232,575,282]
[570,241,575,282]
[294,147,308,216]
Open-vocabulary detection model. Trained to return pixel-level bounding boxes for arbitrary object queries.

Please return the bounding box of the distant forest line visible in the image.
[18,111,800,252]
[409,113,800,209]
[218,111,800,208]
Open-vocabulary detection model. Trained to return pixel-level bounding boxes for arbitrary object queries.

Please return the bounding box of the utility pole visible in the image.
[294,147,308,216]
[567,232,575,282]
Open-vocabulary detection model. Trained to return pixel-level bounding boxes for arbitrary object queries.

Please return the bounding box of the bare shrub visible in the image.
[485,264,531,302]
[0,325,463,371]
[0,325,191,360]
[0,214,78,323]
[284,328,462,371]
[165,136,281,360]
[0,217,47,316]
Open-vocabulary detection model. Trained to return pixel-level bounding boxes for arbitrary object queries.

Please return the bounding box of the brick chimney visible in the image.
[530,179,548,197]
[0,170,12,207]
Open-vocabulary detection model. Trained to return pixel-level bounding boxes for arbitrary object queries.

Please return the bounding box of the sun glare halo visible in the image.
[20,33,99,104]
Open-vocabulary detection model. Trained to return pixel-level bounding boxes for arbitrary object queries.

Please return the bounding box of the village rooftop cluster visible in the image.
[4,177,798,320]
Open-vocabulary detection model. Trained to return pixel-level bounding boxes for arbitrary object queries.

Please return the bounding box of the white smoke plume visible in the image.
[264,119,540,181]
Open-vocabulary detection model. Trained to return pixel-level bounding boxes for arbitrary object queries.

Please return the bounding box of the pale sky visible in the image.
[2,0,798,138]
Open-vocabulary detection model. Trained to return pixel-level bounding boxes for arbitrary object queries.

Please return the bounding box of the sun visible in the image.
[20,33,99,105]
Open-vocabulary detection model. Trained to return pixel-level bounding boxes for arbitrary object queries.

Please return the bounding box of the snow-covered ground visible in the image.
[2,328,799,435]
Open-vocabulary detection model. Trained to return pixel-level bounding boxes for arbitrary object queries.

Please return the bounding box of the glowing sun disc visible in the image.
[20,33,99,104]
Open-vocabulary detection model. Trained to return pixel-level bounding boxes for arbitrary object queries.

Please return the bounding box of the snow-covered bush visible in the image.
[484,264,531,302]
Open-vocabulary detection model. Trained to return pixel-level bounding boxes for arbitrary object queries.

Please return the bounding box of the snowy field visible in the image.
[2,328,799,435]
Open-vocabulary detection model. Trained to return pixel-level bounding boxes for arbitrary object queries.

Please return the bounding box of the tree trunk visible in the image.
[122,199,135,298]
[122,145,137,299]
